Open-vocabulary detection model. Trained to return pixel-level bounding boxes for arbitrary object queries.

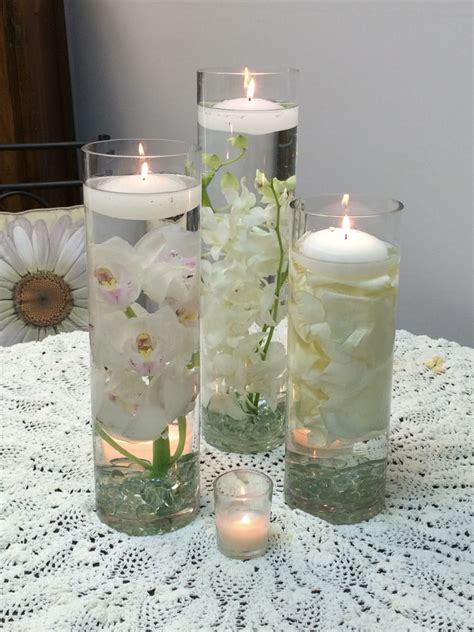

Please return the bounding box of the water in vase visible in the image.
[84,177,201,535]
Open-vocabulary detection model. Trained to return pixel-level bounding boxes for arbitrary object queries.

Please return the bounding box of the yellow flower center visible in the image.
[95,266,117,287]
[136,332,153,357]
[177,307,198,325]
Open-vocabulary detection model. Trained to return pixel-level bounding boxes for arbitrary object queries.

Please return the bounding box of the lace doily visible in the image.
[1,331,472,631]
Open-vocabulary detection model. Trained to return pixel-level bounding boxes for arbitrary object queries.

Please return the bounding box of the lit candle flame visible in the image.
[243,66,250,90]
[341,193,349,208]
[240,514,252,526]
[138,142,145,156]
[141,161,149,181]
[247,78,255,101]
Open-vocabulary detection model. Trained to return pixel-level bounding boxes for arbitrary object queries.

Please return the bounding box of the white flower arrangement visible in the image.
[201,167,295,421]
[89,223,199,471]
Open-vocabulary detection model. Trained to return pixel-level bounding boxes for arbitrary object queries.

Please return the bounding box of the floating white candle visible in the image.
[296,209,391,279]
[84,172,200,221]
[198,71,298,135]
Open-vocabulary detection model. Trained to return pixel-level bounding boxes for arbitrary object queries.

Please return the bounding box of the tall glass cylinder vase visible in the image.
[285,195,403,524]
[198,67,299,453]
[83,139,201,535]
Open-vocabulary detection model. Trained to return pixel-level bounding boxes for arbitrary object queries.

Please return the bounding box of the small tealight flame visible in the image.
[247,78,255,101]
[243,66,250,89]
[141,161,149,181]
[342,214,350,240]
[138,142,145,156]
[240,514,252,526]
[341,193,349,208]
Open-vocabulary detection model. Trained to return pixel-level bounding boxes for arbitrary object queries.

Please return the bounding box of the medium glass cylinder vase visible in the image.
[198,67,299,453]
[83,139,201,535]
[285,195,403,524]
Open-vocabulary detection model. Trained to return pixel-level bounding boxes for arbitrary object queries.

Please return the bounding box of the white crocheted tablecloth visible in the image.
[1,331,472,631]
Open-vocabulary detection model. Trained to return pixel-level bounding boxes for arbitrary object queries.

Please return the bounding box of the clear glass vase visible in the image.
[83,139,201,535]
[198,67,299,453]
[285,195,403,523]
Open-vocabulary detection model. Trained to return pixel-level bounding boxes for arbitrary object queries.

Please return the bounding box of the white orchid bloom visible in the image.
[93,364,197,442]
[206,391,246,421]
[201,207,230,261]
[136,224,199,312]
[90,237,142,310]
[92,367,164,441]
[92,304,195,377]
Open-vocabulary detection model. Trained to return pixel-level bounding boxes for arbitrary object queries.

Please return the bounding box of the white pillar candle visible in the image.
[215,505,270,556]
[84,173,200,221]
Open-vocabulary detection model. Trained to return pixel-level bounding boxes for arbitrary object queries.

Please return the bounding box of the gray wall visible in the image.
[65,0,473,345]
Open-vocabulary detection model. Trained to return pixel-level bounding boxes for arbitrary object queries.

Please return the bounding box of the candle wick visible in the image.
[248,97,251,102]
[344,233,348,240]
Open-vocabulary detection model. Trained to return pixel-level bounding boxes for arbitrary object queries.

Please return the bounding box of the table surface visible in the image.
[1,330,472,631]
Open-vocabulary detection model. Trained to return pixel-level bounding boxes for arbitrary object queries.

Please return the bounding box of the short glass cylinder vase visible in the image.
[285,195,403,524]
[198,67,299,453]
[83,139,201,535]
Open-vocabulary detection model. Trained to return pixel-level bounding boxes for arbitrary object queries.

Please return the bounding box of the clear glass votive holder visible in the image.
[213,470,273,560]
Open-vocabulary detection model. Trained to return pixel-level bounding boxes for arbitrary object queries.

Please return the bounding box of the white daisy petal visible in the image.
[0,319,27,345]
[7,215,32,241]
[32,219,50,270]
[12,226,36,272]
[37,328,49,341]
[0,258,21,284]
[21,326,38,343]
[0,234,27,276]
[0,287,12,300]
[74,299,88,309]
[71,286,87,300]
[47,215,72,269]
[67,307,89,328]
[67,270,87,291]
[63,252,86,284]
[54,227,85,276]
[61,319,78,332]
[0,315,17,335]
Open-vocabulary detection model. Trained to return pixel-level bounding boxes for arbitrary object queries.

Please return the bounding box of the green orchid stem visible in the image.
[201,148,246,212]
[202,186,215,211]
[151,415,188,477]
[124,306,137,319]
[96,421,153,471]
[152,434,171,477]
[251,181,288,410]
[170,415,187,464]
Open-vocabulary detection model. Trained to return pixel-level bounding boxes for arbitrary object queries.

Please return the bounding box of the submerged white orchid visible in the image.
[90,237,142,309]
[92,304,196,377]
[93,364,198,442]
[136,224,199,313]
[201,171,295,419]
[0,212,88,345]
[89,222,200,448]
